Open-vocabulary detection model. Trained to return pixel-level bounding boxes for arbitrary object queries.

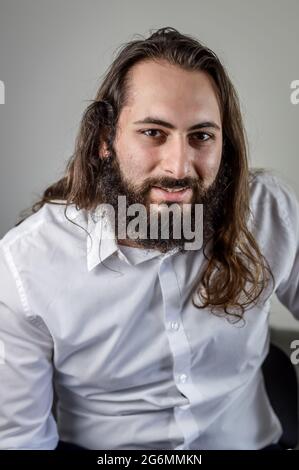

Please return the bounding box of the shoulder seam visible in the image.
[0,218,45,248]
[1,244,31,316]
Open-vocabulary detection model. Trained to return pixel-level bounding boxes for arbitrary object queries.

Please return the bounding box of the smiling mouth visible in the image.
[150,186,193,202]
[152,186,189,193]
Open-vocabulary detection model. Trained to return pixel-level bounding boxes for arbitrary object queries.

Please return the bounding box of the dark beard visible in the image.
[96,148,231,253]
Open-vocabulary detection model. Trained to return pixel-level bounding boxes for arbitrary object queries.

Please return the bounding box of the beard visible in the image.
[96,147,231,253]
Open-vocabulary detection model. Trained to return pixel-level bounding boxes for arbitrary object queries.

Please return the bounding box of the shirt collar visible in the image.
[86,206,119,271]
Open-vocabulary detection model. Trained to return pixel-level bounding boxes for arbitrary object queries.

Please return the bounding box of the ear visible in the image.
[99,140,110,159]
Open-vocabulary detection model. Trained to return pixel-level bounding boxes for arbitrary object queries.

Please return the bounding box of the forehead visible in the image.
[123,59,221,123]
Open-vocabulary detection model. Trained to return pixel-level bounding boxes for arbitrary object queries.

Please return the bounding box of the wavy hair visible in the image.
[16,27,274,322]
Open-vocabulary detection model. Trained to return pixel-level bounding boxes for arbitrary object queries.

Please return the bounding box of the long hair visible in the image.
[16,27,273,321]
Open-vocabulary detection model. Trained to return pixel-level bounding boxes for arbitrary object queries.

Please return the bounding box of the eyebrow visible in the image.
[133,116,221,131]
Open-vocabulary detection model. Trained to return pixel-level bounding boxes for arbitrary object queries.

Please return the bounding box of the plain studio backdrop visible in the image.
[0,0,298,332]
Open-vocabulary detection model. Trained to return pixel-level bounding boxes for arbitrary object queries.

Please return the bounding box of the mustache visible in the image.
[137,176,203,196]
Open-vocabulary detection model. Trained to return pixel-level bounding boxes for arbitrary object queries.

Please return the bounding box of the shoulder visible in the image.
[250,168,297,203]
[0,202,89,318]
[249,168,299,239]
[0,201,88,251]
[0,202,89,292]
[248,169,299,289]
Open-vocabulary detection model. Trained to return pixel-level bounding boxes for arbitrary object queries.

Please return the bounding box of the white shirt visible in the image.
[0,170,298,450]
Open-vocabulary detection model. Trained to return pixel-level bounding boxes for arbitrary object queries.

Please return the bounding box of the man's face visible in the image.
[99,59,226,252]
[113,59,222,200]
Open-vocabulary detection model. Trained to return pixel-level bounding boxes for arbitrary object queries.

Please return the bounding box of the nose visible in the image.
[161,135,193,179]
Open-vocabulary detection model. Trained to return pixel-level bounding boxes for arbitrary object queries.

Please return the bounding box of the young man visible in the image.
[0,27,298,450]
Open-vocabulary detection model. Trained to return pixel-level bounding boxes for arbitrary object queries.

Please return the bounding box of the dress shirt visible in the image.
[0,170,298,450]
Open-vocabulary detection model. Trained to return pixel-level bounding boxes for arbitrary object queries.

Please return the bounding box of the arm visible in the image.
[0,244,58,449]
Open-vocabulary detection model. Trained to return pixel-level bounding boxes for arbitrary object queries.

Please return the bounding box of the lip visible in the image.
[150,186,193,203]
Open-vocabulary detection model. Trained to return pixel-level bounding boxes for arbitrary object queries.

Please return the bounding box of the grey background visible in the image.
[0,0,298,331]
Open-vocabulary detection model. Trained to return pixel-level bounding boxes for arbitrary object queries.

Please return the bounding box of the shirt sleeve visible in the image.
[272,176,299,320]
[0,243,59,449]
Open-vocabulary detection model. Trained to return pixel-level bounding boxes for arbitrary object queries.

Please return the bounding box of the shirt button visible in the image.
[179,374,187,384]
[171,321,180,331]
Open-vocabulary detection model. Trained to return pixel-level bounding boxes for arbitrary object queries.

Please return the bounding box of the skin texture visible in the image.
[99,59,224,250]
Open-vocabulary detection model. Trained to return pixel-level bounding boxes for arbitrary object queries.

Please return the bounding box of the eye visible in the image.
[190,132,213,142]
[139,129,164,138]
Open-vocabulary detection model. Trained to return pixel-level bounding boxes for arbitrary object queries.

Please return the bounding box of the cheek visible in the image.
[123,153,154,173]
[116,138,157,176]
[194,144,222,180]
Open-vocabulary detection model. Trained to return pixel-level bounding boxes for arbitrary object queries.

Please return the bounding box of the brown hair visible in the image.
[17,27,273,322]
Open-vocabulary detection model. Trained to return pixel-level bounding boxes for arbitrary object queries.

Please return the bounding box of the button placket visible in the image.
[158,255,200,449]
[170,321,180,331]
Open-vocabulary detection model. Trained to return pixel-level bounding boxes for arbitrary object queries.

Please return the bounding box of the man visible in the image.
[0,27,298,450]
